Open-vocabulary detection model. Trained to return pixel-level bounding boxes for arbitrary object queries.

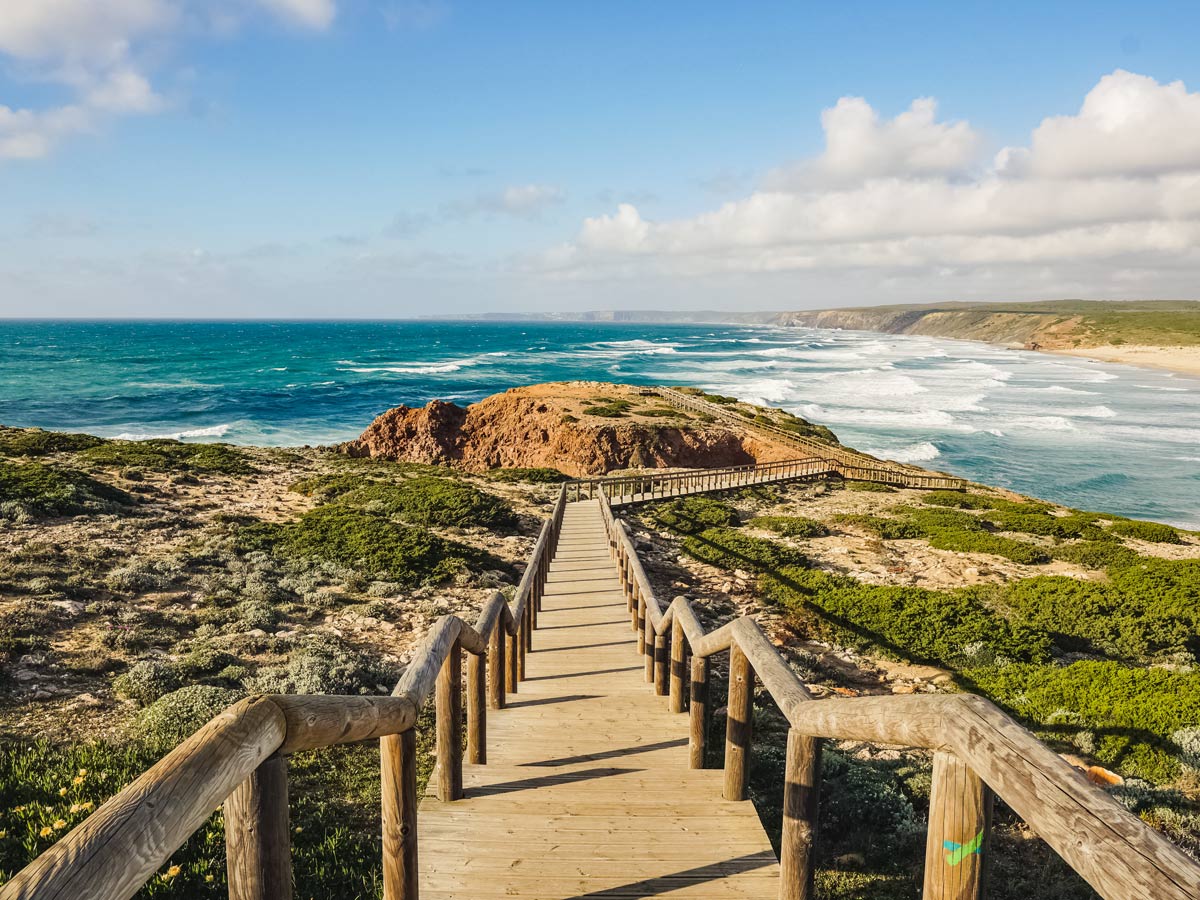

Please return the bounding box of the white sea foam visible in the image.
[862,441,941,463]
[1064,405,1118,418]
[113,424,232,441]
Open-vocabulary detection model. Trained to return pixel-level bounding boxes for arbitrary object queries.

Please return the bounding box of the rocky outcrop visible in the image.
[342,384,798,476]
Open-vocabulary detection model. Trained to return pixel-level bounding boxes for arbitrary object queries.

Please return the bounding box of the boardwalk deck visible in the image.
[417,499,780,899]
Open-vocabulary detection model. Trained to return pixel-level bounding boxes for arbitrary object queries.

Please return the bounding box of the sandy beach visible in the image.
[1043,344,1200,377]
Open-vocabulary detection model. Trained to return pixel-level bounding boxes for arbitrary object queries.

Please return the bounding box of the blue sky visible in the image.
[3,1,1200,317]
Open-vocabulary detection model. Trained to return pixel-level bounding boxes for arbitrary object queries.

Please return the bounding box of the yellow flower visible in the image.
[81,801,94,812]
[205,875,214,883]
[72,776,84,786]
[39,826,53,838]
[77,769,88,777]
[12,805,24,813]
[294,826,303,833]
[58,788,67,797]
[52,819,67,830]
[69,804,81,814]
[0,829,7,839]
[166,865,181,878]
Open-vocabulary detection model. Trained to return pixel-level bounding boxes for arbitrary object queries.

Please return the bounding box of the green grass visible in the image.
[0,460,133,518]
[648,496,739,534]
[837,505,1051,564]
[581,399,635,418]
[82,440,254,475]
[1050,540,1143,570]
[486,467,569,484]
[236,504,497,585]
[845,480,895,493]
[1109,519,1182,544]
[748,515,829,538]
[0,429,104,457]
[831,514,925,540]
[337,477,516,529]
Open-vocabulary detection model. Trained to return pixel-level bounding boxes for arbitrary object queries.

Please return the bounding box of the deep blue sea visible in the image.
[1,320,1198,528]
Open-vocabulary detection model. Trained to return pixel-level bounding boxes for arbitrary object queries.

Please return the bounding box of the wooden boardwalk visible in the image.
[417,499,780,899]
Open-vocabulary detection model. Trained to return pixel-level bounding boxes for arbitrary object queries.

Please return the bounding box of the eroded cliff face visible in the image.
[341,383,797,476]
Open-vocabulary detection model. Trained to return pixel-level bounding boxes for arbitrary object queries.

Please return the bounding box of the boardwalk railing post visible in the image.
[669,615,686,713]
[382,729,418,900]
[780,729,821,900]
[225,754,292,900]
[436,638,463,801]
[467,649,486,765]
[923,751,991,900]
[488,624,505,710]
[724,642,753,801]
[654,630,669,696]
[505,617,519,694]
[689,655,709,768]
[643,615,655,683]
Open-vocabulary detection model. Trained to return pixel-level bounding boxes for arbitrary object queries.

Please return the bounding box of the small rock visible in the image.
[72,693,103,707]
[13,669,38,683]
[245,628,267,637]
[50,600,85,616]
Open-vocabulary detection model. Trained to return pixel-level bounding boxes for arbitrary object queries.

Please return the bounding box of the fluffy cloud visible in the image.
[257,0,337,30]
[0,0,337,160]
[551,70,1200,297]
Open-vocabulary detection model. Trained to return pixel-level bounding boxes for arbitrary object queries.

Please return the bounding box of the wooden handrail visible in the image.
[597,489,1200,900]
[2,485,570,900]
[654,386,969,490]
[569,456,837,505]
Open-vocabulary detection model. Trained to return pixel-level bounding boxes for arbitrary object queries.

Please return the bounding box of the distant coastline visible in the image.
[444,299,1200,377]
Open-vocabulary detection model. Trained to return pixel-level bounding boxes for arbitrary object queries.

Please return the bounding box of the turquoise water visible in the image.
[2,320,1198,527]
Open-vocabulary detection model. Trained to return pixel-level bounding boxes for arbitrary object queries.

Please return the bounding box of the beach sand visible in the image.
[1043,344,1200,377]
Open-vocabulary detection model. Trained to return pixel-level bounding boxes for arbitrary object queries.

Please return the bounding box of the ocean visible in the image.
[1,319,1198,528]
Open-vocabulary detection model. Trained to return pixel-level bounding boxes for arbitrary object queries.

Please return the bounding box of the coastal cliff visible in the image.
[341,382,816,475]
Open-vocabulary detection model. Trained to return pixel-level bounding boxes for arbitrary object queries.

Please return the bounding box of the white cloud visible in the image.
[768,96,981,188]
[0,0,338,160]
[257,0,337,30]
[550,70,1200,299]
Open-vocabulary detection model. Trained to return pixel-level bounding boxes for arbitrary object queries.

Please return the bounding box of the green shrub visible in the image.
[749,515,829,538]
[845,480,895,493]
[82,440,254,475]
[113,660,184,706]
[637,406,691,420]
[1109,519,1182,544]
[985,508,1108,540]
[269,506,491,584]
[0,428,104,457]
[921,490,995,509]
[337,476,515,529]
[289,473,371,501]
[582,399,634,418]
[1051,540,1143,570]
[967,661,1200,783]
[926,530,1051,564]
[133,685,245,747]
[681,527,809,571]
[177,646,238,678]
[832,514,924,540]
[649,496,738,535]
[898,505,985,532]
[247,636,400,695]
[487,467,569,484]
[0,460,132,518]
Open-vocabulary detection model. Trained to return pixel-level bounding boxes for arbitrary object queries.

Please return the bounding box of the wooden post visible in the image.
[780,729,821,900]
[225,755,292,900]
[516,613,527,681]
[654,631,669,697]
[669,616,686,714]
[505,620,518,694]
[644,616,655,683]
[689,655,709,769]
[467,650,486,765]
[724,643,753,801]
[488,626,505,710]
[436,640,463,801]
[636,593,646,650]
[923,751,991,900]
[381,730,418,900]
[524,600,533,651]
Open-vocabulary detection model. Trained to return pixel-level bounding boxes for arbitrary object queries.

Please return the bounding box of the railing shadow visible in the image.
[521,738,689,768]
[467,766,642,797]
[563,852,777,899]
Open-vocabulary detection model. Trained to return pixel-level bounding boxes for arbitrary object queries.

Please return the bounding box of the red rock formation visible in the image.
[342,385,795,476]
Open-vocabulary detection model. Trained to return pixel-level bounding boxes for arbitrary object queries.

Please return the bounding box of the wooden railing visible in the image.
[567,457,835,505]
[655,386,969,490]
[0,486,570,900]
[597,490,1200,900]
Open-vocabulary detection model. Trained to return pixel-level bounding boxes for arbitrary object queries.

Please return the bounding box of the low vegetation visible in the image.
[0,460,133,520]
[748,515,829,538]
[486,467,569,484]
[81,440,255,475]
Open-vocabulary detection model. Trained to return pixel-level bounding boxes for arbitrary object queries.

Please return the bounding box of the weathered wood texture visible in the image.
[224,755,292,900]
[780,730,821,900]
[416,499,779,898]
[381,729,419,900]
[923,751,990,900]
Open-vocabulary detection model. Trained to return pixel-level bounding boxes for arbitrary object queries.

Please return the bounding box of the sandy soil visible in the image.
[1041,344,1200,377]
